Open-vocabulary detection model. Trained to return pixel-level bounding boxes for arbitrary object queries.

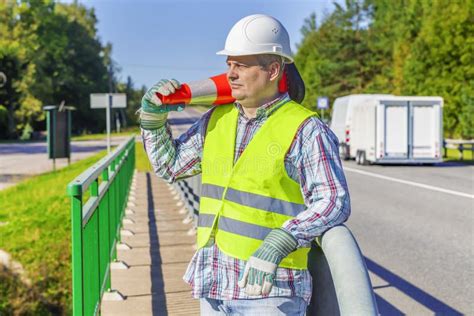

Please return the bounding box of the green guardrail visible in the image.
[67,136,135,316]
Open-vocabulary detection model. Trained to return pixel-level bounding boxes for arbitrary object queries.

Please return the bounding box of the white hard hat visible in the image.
[216,14,294,63]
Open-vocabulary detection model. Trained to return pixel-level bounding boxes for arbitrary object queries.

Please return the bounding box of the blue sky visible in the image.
[67,0,338,89]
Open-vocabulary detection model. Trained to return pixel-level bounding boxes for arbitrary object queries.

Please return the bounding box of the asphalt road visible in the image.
[344,160,473,315]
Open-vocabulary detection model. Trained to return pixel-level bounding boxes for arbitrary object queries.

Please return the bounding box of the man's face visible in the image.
[226,55,275,105]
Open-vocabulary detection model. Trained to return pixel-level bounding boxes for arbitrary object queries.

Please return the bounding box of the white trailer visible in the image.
[331,95,443,165]
[330,94,393,160]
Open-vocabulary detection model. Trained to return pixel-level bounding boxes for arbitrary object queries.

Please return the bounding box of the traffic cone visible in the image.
[156,67,289,106]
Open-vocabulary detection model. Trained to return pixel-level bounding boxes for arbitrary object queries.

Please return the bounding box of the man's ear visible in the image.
[268,62,281,82]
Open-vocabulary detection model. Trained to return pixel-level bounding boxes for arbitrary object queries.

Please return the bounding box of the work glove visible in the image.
[238,228,297,296]
[139,79,185,130]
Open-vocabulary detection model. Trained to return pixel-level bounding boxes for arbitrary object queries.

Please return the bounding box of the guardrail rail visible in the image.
[443,139,474,160]
[67,136,135,316]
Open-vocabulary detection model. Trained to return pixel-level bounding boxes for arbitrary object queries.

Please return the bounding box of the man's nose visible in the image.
[227,64,238,81]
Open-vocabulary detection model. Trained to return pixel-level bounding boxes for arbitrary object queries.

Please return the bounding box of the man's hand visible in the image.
[139,79,185,130]
[238,229,297,296]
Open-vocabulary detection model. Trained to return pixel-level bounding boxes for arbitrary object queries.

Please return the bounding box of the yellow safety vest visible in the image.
[198,100,316,269]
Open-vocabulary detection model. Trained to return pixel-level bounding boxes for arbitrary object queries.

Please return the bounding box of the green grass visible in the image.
[444,147,473,161]
[135,141,153,172]
[0,140,152,314]
[71,126,140,141]
[0,150,108,314]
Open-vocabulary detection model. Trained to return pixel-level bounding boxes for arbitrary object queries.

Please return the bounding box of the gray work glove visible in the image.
[238,228,297,296]
[139,79,184,130]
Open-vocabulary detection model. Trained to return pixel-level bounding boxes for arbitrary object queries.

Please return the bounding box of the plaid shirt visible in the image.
[141,93,351,303]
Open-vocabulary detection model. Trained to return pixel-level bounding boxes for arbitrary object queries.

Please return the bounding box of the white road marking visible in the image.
[344,167,474,199]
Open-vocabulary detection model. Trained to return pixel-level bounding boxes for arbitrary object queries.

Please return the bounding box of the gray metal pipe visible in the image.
[307,225,378,315]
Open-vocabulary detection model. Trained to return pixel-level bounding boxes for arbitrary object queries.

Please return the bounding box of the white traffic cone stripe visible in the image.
[187,78,218,104]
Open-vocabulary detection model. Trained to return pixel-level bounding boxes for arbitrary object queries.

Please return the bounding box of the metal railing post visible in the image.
[110,160,118,260]
[101,167,112,292]
[71,194,84,316]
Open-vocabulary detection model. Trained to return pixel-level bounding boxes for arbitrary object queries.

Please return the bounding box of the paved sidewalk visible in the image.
[101,171,199,315]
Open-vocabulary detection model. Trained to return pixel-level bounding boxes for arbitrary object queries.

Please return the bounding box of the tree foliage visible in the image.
[117,75,147,128]
[0,0,141,139]
[295,0,473,138]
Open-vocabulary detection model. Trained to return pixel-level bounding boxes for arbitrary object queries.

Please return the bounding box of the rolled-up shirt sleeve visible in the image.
[141,108,214,183]
[281,117,351,248]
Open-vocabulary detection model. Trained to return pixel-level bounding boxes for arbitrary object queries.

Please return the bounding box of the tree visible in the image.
[0,1,43,138]
[0,0,112,138]
[401,0,473,138]
[295,0,473,138]
[295,0,373,112]
[117,75,145,127]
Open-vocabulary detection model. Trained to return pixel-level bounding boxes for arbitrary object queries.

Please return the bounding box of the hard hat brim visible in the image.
[216,49,294,63]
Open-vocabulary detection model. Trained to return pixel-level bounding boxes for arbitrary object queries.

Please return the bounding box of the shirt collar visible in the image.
[234,93,290,120]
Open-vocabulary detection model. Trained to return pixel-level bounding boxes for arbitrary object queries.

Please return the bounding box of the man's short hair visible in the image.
[256,54,284,78]
[256,54,283,67]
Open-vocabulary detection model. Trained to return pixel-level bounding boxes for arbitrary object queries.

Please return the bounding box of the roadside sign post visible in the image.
[106,94,111,152]
[0,71,7,88]
[43,103,75,171]
[317,96,329,122]
[90,93,127,153]
[115,111,121,133]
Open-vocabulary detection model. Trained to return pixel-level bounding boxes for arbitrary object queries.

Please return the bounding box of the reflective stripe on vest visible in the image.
[198,101,317,269]
[201,184,306,217]
[197,213,215,227]
[199,213,272,240]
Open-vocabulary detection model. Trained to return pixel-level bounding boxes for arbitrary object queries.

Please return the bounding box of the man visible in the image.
[140,14,350,315]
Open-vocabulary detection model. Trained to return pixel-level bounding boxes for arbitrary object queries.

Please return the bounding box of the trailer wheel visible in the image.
[340,143,350,161]
[355,151,361,165]
[360,151,368,166]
